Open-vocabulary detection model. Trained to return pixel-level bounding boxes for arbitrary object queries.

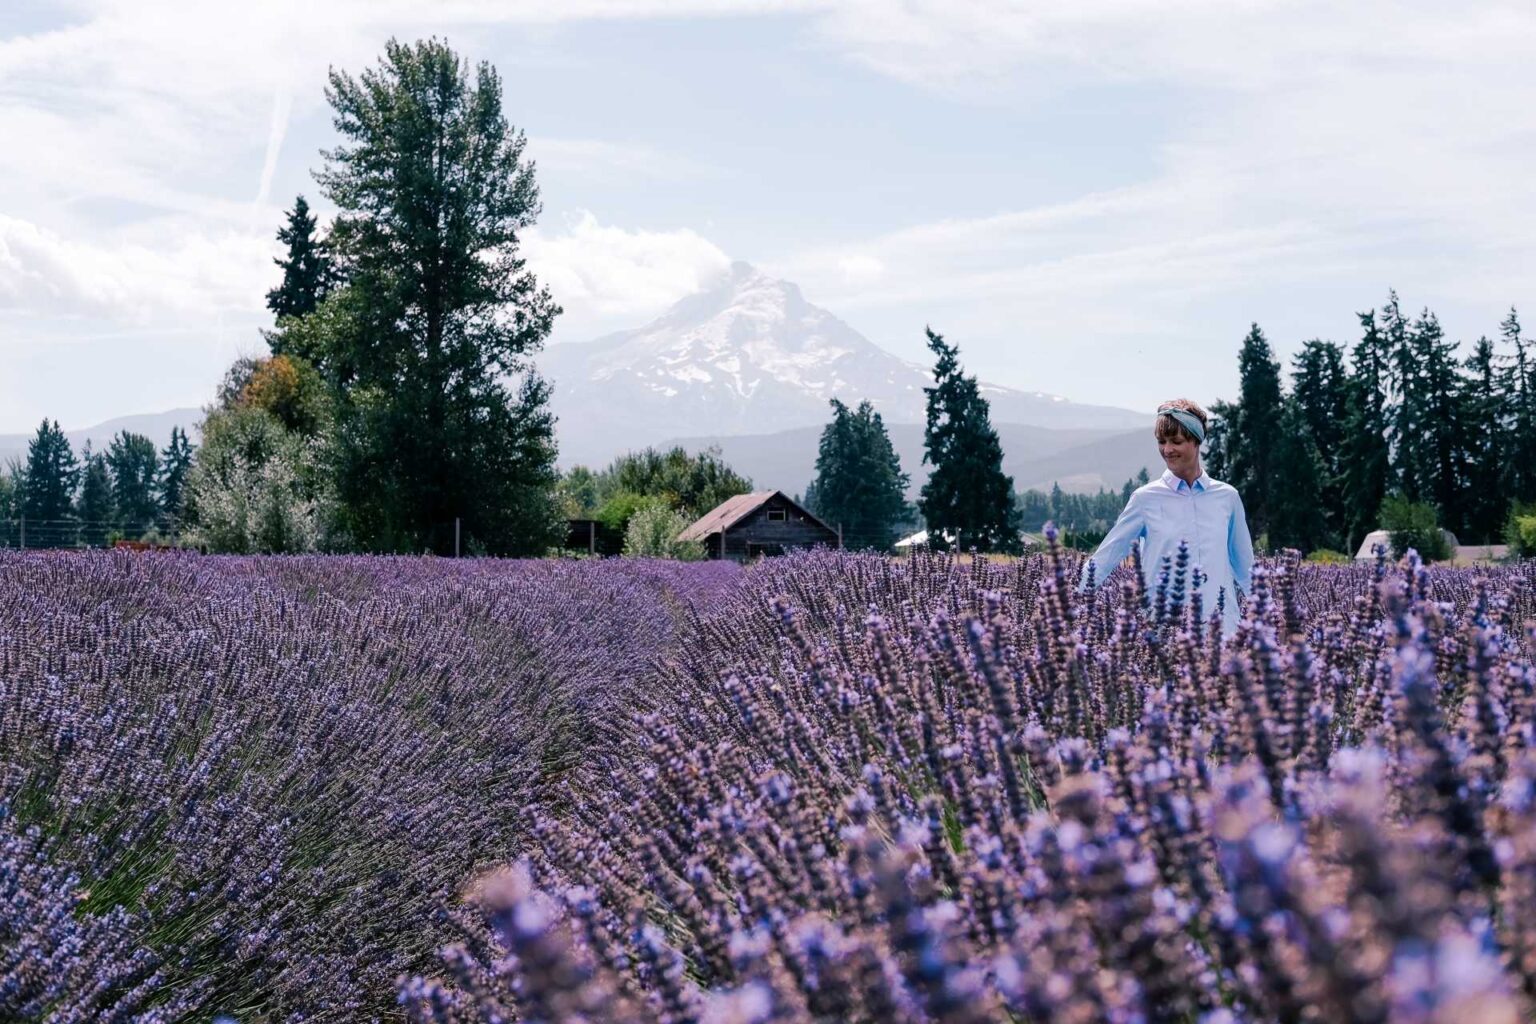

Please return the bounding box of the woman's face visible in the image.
[1157,430,1200,477]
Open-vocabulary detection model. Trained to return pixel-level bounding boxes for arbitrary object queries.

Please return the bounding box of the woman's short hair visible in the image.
[1155,398,1209,443]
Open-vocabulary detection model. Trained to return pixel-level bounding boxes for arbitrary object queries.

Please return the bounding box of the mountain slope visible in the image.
[660,422,1161,498]
[543,262,1146,467]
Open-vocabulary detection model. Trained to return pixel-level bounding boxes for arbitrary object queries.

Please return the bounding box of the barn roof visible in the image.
[678,491,835,542]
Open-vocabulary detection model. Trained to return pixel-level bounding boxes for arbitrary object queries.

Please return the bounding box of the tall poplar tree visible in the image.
[812,398,909,551]
[1226,324,1284,542]
[918,328,1021,552]
[315,38,564,555]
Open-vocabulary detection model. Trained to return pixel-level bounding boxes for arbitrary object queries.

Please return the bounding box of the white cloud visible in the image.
[0,215,273,319]
[525,210,731,321]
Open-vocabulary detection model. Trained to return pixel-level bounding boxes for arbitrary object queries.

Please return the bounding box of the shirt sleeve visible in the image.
[1228,490,1255,595]
[1079,491,1146,591]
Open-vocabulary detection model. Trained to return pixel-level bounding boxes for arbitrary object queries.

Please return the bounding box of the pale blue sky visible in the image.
[3,1,1535,433]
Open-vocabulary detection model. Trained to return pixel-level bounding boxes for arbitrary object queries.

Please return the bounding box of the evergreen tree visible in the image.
[1289,339,1350,548]
[76,447,113,547]
[106,431,159,539]
[20,419,79,547]
[315,39,564,555]
[811,398,909,551]
[1339,309,1393,551]
[1460,336,1506,543]
[918,327,1022,552]
[265,194,333,325]
[1406,309,1464,534]
[157,426,195,532]
[1382,291,1420,499]
[1202,400,1235,481]
[1499,308,1536,505]
[1226,324,1284,541]
[1268,398,1330,553]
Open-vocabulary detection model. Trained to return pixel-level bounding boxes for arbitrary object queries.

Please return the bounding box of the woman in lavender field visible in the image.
[1080,398,1255,634]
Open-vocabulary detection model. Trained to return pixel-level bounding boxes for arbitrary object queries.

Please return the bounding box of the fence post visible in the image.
[838,523,843,550]
[18,515,23,551]
[455,517,461,558]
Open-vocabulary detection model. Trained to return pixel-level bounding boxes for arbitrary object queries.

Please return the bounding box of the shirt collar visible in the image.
[1161,468,1211,493]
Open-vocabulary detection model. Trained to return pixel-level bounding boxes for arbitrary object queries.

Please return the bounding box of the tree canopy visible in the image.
[809,398,909,551]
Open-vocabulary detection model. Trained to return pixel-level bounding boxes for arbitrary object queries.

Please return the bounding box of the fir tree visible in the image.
[1406,309,1464,534]
[1268,398,1330,553]
[1202,401,1236,481]
[265,194,333,325]
[1460,336,1506,543]
[76,447,113,547]
[106,431,160,539]
[20,419,79,547]
[157,426,195,532]
[1339,309,1393,551]
[1226,324,1284,541]
[1382,291,1420,499]
[1289,339,1350,548]
[812,398,909,551]
[1500,308,1536,505]
[918,327,1022,552]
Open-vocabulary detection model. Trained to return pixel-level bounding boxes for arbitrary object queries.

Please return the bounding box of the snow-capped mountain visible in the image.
[541,262,1147,468]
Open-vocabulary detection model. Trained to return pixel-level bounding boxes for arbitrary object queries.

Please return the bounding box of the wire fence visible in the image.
[0,518,176,550]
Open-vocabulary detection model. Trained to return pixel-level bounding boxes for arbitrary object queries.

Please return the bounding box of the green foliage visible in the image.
[106,431,159,539]
[918,328,1022,553]
[811,398,909,551]
[0,471,14,521]
[1305,548,1351,564]
[1227,323,1284,540]
[237,355,330,437]
[1016,482,1129,535]
[1380,494,1452,562]
[1499,309,1536,507]
[1340,309,1393,552]
[156,426,195,533]
[265,194,333,325]
[1289,339,1349,546]
[1268,398,1331,554]
[313,38,563,556]
[1505,502,1536,558]
[622,499,706,560]
[1202,400,1236,482]
[607,446,751,519]
[20,418,79,546]
[76,449,113,547]
[562,447,752,534]
[185,406,327,554]
[1460,336,1507,543]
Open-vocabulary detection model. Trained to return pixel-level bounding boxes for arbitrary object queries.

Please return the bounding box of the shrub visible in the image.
[1380,493,1452,561]
[1506,501,1536,558]
[1305,547,1350,563]
[622,498,706,560]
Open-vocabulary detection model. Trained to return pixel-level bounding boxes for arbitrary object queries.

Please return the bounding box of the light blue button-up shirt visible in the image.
[1079,468,1255,634]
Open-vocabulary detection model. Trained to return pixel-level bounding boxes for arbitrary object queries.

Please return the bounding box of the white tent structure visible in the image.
[1354,528,1460,561]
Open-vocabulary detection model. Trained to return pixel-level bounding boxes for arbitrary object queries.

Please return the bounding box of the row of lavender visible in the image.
[408,545,1536,1024]
[0,552,739,1021]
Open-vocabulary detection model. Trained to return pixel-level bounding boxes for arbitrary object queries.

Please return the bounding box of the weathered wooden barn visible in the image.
[678,491,839,561]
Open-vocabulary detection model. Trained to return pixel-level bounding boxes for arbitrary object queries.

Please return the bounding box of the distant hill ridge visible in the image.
[0,409,203,470]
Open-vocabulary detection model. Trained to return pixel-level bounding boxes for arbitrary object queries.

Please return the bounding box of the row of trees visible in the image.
[802,328,1025,554]
[0,422,193,548]
[1214,295,1536,554]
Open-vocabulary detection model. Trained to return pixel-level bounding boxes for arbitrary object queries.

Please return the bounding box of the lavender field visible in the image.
[5,544,1536,1023]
